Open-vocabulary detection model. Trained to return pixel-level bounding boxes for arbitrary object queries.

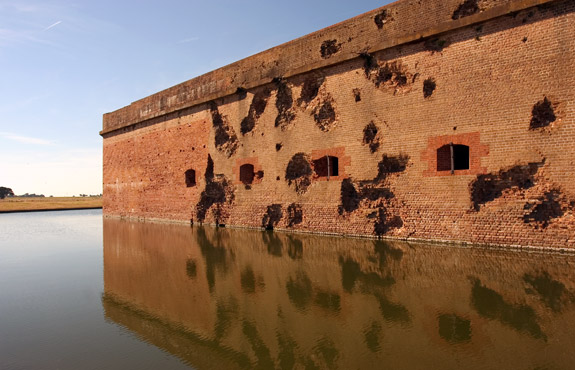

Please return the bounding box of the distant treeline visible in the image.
[0,187,102,199]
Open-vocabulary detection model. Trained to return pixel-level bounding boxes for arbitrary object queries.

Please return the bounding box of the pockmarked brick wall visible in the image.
[102,0,575,249]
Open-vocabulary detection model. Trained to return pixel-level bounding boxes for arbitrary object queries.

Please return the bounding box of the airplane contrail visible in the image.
[43,21,62,31]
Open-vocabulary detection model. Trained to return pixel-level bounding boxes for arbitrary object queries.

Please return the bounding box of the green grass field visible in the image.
[0,197,102,212]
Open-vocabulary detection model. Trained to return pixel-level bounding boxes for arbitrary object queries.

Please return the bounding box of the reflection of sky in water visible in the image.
[0,210,191,370]
[1,211,575,370]
[0,209,101,244]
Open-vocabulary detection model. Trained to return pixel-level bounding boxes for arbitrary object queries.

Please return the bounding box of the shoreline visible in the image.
[0,196,103,213]
[0,207,102,214]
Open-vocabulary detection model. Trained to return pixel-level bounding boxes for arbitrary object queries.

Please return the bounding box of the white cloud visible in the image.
[0,132,54,145]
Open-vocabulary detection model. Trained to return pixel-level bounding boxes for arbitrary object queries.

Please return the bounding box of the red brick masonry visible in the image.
[102,0,575,249]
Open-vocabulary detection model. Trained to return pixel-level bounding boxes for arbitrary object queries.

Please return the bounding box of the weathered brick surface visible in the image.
[102,0,575,249]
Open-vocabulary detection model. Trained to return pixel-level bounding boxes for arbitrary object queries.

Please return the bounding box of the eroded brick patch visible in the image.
[235,87,247,99]
[274,78,296,130]
[423,78,437,98]
[353,88,362,102]
[452,0,508,20]
[523,189,564,228]
[469,161,541,211]
[452,0,480,20]
[298,73,325,107]
[374,62,408,89]
[209,101,238,157]
[522,186,575,230]
[363,122,380,153]
[287,203,303,227]
[262,204,283,230]
[373,208,404,236]
[360,52,378,77]
[285,153,313,194]
[469,160,575,230]
[376,155,409,180]
[424,38,450,53]
[374,10,392,29]
[363,58,414,94]
[530,97,557,130]
[196,155,235,224]
[320,40,341,59]
[339,153,410,237]
[313,95,338,131]
[241,88,271,135]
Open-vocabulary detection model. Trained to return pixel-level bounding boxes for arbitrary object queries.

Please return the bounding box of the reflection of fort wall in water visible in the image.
[103,218,575,369]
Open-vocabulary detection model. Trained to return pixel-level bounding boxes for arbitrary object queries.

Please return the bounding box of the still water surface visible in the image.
[1,210,574,369]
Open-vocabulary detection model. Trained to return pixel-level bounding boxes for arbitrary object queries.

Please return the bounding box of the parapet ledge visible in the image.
[101,0,556,136]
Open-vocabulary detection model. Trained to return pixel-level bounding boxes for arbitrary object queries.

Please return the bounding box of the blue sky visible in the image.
[0,0,391,196]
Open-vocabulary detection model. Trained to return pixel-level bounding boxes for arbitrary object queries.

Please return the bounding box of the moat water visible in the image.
[1,210,574,370]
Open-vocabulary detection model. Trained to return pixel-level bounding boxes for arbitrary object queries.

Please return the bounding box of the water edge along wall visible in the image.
[101,0,575,249]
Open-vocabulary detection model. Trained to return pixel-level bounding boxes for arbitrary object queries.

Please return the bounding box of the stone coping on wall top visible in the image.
[101,0,555,136]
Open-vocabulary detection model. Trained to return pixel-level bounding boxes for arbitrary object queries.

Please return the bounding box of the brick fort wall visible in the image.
[101,0,575,249]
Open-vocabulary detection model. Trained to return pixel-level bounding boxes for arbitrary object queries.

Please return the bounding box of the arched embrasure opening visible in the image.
[185,169,196,187]
[240,164,255,185]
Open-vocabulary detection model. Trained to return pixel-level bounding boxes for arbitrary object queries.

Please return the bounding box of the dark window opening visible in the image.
[437,144,469,173]
[185,169,196,187]
[453,145,469,170]
[313,156,339,179]
[240,164,255,185]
